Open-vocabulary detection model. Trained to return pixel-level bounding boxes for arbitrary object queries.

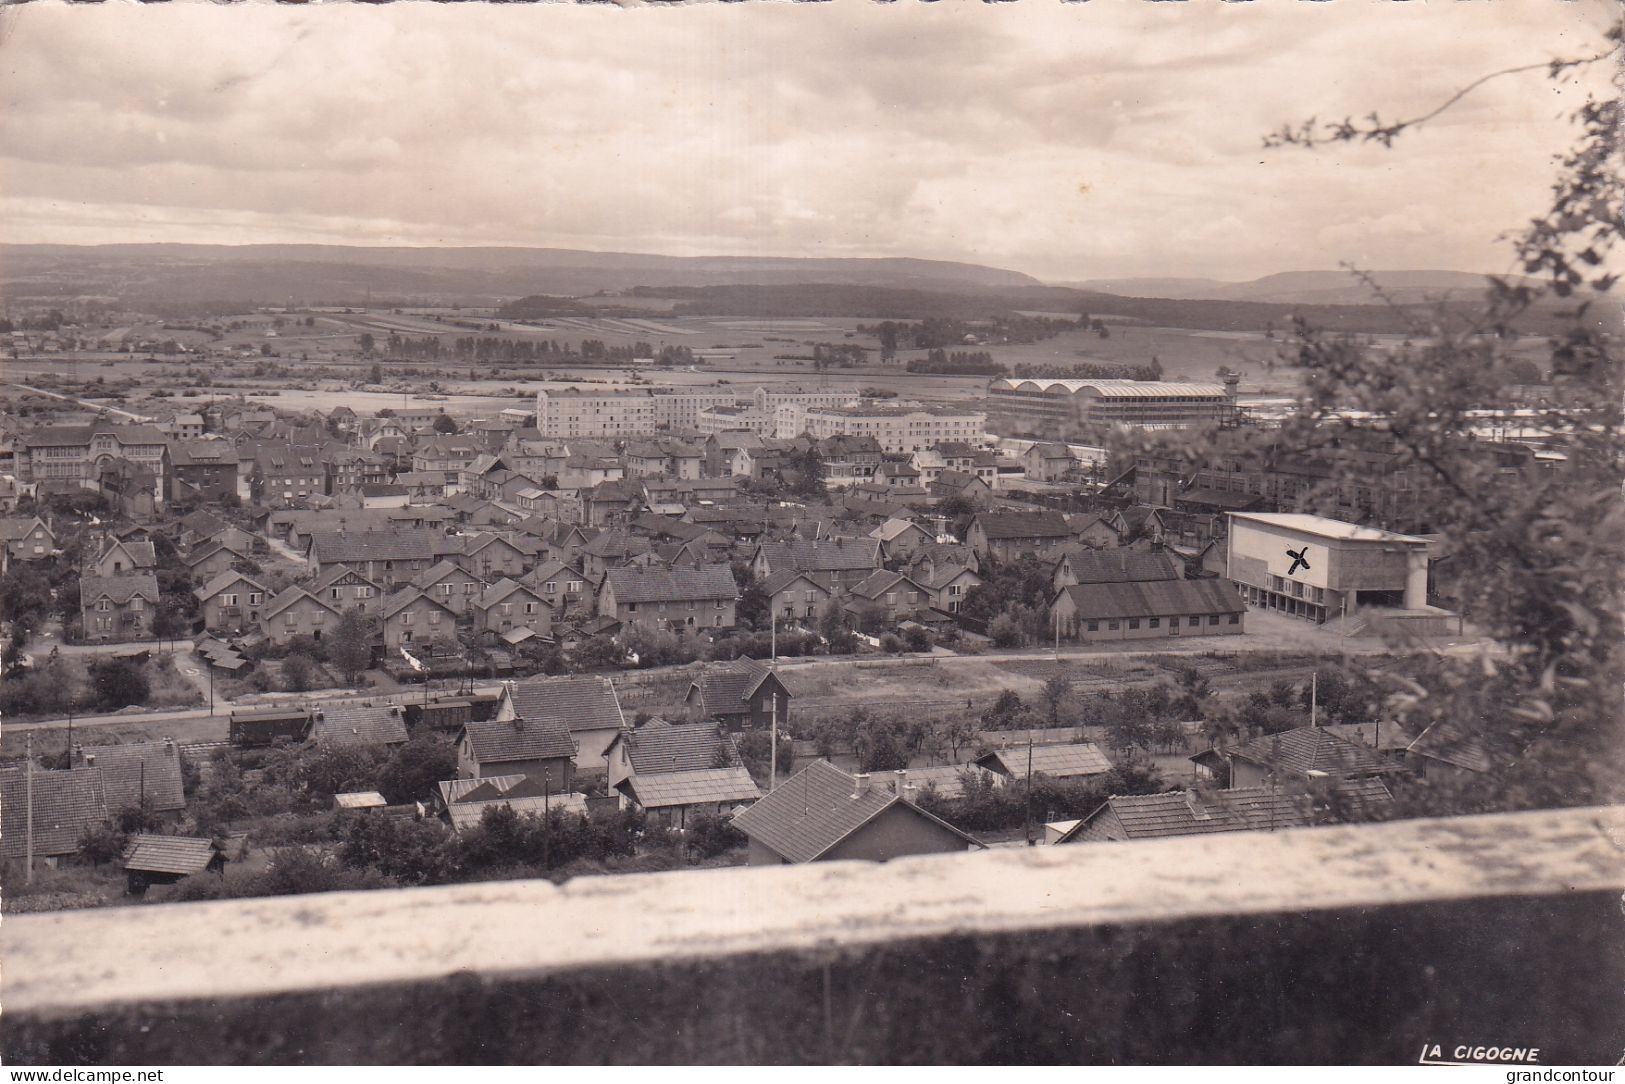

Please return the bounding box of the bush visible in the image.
[685,811,746,859]
[89,658,149,712]
[281,653,318,692]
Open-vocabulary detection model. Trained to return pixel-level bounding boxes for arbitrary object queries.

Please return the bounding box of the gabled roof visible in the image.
[754,538,881,574]
[1226,726,1402,777]
[411,559,482,591]
[99,538,157,569]
[315,563,382,590]
[505,675,625,735]
[687,657,784,716]
[620,766,761,809]
[194,569,268,602]
[183,539,249,568]
[759,569,831,597]
[1055,578,1245,620]
[581,528,653,560]
[438,774,533,805]
[972,510,1072,540]
[731,760,982,863]
[615,720,742,776]
[310,701,410,747]
[308,528,442,564]
[526,559,586,586]
[848,569,930,602]
[0,767,108,858]
[381,587,457,621]
[478,577,547,610]
[461,716,577,764]
[870,518,930,543]
[1057,549,1184,585]
[262,585,342,621]
[75,741,185,814]
[79,572,160,607]
[1405,720,1493,774]
[446,791,589,831]
[604,564,738,605]
[977,742,1113,779]
[121,834,219,876]
[906,763,997,800]
[1055,779,1394,843]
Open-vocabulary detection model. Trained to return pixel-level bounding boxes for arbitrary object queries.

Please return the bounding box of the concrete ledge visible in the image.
[7,805,1625,1064]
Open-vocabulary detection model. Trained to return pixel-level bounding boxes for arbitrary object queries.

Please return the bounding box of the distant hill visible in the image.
[0,243,1040,306]
[564,283,1481,335]
[1062,269,1524,306]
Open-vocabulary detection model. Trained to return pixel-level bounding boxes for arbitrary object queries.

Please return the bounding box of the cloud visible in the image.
[0,0,1613,281]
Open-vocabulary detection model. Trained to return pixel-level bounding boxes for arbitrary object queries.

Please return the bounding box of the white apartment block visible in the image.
[537,386,860,439]
[776,402,987,454]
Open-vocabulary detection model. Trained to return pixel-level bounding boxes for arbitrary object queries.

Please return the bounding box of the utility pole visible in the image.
[770,613,779,792]
[1023,727,1035,846]
[1310,670,1318,728]
[25,731,34,884]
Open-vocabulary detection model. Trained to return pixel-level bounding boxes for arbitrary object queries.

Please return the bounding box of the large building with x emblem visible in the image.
[1224,512,1432,624]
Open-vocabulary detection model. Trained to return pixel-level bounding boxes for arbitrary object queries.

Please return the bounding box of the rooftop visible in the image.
[1228,512,1431,545]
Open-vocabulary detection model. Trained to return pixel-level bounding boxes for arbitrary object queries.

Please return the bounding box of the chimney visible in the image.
[84,753,96,767]
[1184,787,1210,820]
[894,769,909,797]
[314,710,325,722]
[851,773,871,799]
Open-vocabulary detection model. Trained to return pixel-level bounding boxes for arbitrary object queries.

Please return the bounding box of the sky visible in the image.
[0,0,1616,283]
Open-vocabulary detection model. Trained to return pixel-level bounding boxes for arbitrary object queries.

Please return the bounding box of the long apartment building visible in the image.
[536,385,859,439]
[775,401,986,455]
[986,376,1239,440]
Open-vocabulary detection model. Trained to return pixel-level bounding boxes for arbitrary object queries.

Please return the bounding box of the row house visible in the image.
[966,511,1074,564]
[846,570,935,626]
[598,564,739,634]
[306,528,441,588]
[183,539,252,582]
[79,572,160,641]
[325,446,392,494]
[446,531,534,581]
[750,538,883,593]
[760,569,832,624]
[818,434,884,485]
[193,570,269,635]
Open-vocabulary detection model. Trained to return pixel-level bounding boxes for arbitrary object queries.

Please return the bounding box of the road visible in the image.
[3,380,152,423]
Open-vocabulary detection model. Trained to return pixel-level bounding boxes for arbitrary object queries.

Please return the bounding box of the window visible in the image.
[1189,616,1200,627]
[331,588,343,600]
[1086,620,1100,632]
[545,581,557,594]
[1149,617,1160,628]
[569,581,582,592]
[439,584,453,596]
[97,599,111,612]
[285,612,297,627]
[223,593,239,607]
[1107,620,1120,630]
[401,612,413,626]
[429,611,441,625]
[1208,615,1220,626]
[627,602,637,612]
[357,587,372,599]
[1229,614,1240,624]
[249,592,263,605]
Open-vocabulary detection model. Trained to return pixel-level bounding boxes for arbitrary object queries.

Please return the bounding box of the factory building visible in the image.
[1225,512,1431,624]
[986,376,1239,439]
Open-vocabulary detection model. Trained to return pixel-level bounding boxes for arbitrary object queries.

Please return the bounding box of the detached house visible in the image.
[410,560,487,617]
[0,515,55,563]
[524,559,590,618]
[182,539,252,583]
[760,569,832,625]
[684,656,793,732]
[89,537,157,578]
[194,570,269,634]
[474,579,553,643]
[846,569,934,626]
[381,588,458,653]
[79,572,160,641]
[605,720,761,828]
[496,675,625,776]
[456,714,577,791]
[732,761,983,866]
[315,564,384,617]
[259,586,343,646]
